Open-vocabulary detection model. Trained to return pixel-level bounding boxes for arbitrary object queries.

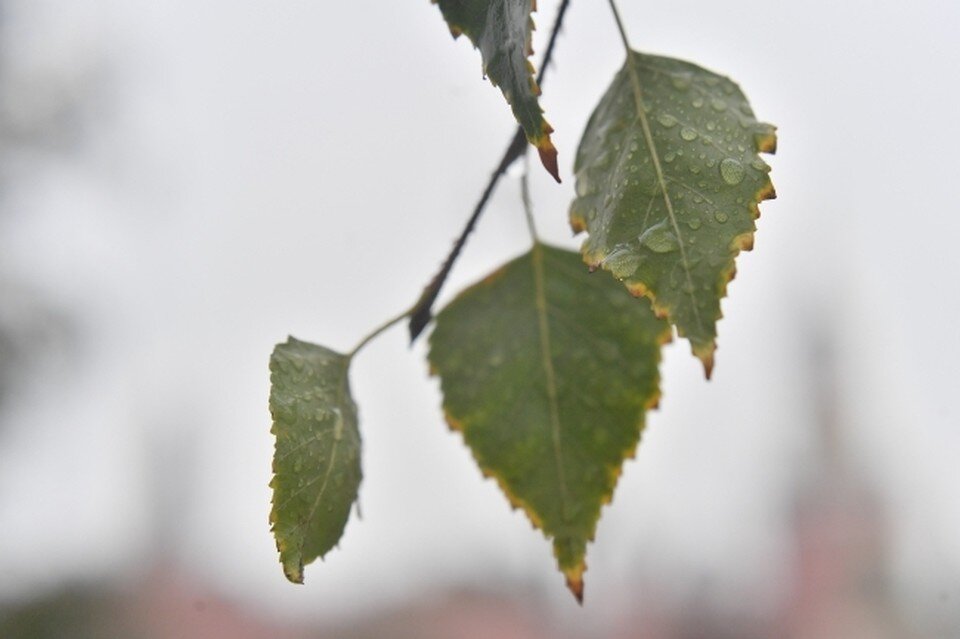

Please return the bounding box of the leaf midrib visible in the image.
[287,358,351,561]
[622,52,704,334]
[531,244,571,522]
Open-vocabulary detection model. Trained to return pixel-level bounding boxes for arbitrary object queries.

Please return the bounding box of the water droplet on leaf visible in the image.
[638,222,680,253]
[719,158,745,185]
[602,244,641,279]
[657,113,678,128]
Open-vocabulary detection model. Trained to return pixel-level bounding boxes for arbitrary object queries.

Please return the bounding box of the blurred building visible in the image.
[0,331,922,639]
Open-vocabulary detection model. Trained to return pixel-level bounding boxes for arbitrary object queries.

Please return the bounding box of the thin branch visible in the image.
[535,0,572,86]
[408,0,572,343]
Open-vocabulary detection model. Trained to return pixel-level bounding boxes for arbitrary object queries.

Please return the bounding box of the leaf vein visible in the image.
[531,244,571,521]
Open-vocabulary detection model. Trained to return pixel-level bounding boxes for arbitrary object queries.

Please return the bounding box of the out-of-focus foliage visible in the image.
[432,0,560,181]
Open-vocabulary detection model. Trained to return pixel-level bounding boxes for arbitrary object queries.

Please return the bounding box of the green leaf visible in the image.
[428,244,669,600]
[568,51,777,376]
[433,0,560,181]
[269,337,362,583]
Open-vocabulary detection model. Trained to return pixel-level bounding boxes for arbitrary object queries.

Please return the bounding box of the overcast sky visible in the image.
[1,0,958,626]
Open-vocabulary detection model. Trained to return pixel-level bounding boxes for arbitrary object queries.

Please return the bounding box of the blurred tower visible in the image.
[782,326,906,638]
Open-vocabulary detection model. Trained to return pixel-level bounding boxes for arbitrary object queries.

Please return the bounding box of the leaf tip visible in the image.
[536,139,561,183]
[695,345,716,380]
[282,555,305,584]
[564,566,585,604]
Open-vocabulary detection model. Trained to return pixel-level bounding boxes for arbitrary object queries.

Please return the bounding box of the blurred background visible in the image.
[1,0,958,637]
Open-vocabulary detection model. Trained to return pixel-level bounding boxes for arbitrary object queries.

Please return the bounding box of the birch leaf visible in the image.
[433,0,560,181]
[429,244,669,601]
[269,337,362,584]
[569,51,776,376]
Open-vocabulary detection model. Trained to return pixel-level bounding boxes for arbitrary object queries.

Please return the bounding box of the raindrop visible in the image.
[688,218,702,230]
[680,127,698,141]
[710,98,727,112]
[719,158,745,185]
[602,244,641,279]
[657,113,678,128]
[714,211,729,223]
[692,97,705,108]
[638,221,680,253]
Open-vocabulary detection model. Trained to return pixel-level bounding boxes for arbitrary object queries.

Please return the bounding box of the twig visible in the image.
[407,0,572,342]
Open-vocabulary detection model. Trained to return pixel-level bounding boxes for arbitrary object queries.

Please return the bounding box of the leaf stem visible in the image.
[605,0,632,50]
[347,308,411,360]
[407,0,572,343]
[605,0,706,345]
[520,154,540,244]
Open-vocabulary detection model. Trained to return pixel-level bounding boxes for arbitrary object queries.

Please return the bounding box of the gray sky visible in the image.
[1,0,958,625]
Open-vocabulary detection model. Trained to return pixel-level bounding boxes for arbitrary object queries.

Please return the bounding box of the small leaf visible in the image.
[429,244,669,600]
[269,337,362,583]
[433,0,560,181]
[569,51,777,376]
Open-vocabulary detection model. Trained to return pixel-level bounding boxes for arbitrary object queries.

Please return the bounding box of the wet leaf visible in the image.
[269,337,362,583]
[429,244,669,600]
[569,51,776,375]
[433,0,560,180]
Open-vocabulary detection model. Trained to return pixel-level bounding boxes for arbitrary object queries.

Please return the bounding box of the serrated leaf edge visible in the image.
[573,53,777,377]
[268,338,358,584]
[432,0,560,181]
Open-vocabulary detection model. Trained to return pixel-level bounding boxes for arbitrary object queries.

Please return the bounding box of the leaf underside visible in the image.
[429,244,669,600]
[269,337,362,584]
[434,0,560,181]
[569,51,777,376]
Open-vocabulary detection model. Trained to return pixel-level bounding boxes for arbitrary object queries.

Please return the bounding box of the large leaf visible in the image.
[269,337,362,583]
[434,0,560,181]
[428,244,670,600]
[569,51,777,376]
